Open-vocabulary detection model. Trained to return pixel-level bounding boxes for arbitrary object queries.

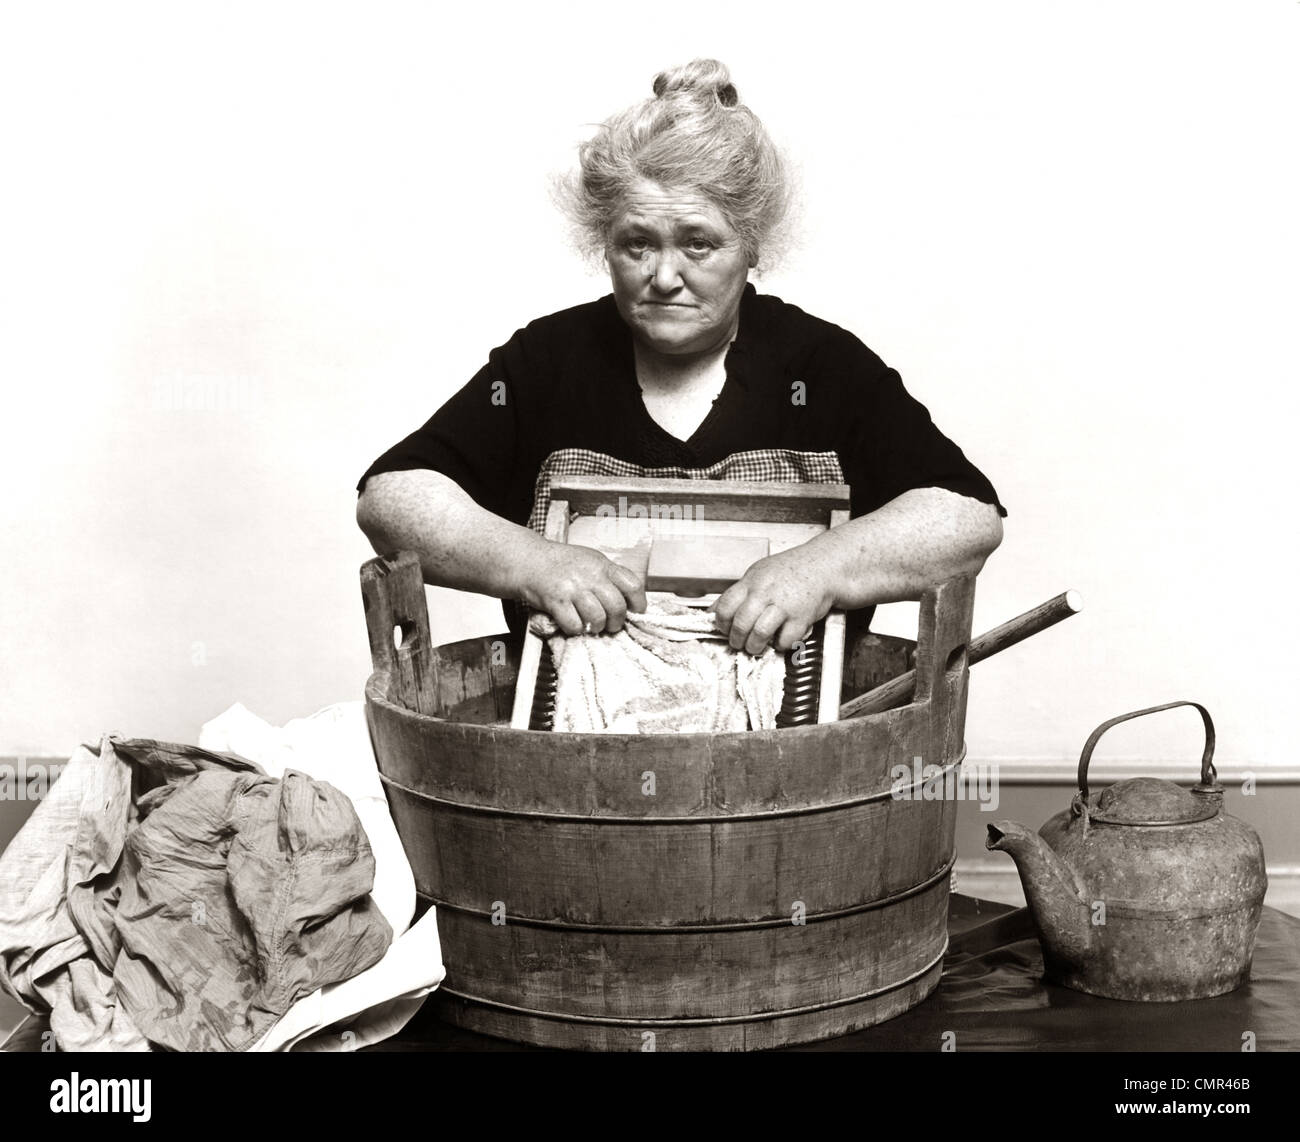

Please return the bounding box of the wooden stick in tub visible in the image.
[839,590,1084,720]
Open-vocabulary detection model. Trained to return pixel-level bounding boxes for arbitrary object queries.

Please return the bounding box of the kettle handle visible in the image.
[1077,700,1217,803]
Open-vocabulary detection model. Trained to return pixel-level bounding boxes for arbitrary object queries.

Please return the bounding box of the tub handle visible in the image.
[912,574,976,760]
[360,551,440,715]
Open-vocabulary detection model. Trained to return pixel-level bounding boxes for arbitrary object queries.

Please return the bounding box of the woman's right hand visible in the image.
[518,540,647,635]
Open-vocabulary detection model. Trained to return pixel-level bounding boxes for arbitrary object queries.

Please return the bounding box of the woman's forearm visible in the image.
[704,485,1005,653]
[810,487,1004,608]
[356,469,647,633]
[355,469,547,598]
[358,473,1001,647]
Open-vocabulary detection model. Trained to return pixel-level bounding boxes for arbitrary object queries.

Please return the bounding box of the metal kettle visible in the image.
[986,701,1267,1001]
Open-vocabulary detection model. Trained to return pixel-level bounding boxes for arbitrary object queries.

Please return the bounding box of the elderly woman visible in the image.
[356,59,1005,656]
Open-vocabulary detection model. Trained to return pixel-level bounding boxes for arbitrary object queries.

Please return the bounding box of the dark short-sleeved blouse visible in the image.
[358,283,1005,636]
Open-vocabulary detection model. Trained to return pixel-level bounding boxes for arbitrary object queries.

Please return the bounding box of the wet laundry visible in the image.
[530,593,787,732]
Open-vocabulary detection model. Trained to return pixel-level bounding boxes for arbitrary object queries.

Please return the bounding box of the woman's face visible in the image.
[606,179,751,358]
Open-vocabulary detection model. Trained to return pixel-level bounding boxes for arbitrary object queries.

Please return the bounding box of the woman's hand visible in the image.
[518,540,648,636]
[713,545,837,655]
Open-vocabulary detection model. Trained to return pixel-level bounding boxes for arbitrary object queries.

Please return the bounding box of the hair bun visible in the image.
[652,58,738,107]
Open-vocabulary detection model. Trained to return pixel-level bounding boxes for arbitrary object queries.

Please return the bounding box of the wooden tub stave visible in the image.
[432,873,951,1040]
[361,552,975,1050]
[379,788,960,929]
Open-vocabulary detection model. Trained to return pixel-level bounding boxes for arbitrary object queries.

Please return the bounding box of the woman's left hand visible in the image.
[713,545,838,655]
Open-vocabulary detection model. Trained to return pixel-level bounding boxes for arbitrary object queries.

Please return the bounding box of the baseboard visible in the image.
[973,758,1300,785]
[955,859,1300,919]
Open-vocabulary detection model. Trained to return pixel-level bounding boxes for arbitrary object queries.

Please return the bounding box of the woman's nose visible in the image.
[645,249,683,292]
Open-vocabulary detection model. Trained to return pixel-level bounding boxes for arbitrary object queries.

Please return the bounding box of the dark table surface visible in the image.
[368,894,1300,1052]
[6,895,1296,1052]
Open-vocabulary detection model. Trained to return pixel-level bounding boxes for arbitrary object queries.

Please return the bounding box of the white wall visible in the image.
[3,0,1297,773]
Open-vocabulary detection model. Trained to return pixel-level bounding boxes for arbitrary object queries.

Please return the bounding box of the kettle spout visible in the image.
[986,820,1092,965]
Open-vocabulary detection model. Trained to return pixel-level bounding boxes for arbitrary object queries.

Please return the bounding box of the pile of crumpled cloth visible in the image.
[530,593,786,733]
[0,702,446,1052]
[0,734,390,1051]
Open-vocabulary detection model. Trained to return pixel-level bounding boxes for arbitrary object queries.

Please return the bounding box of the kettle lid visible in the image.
[1089,777,1220,826]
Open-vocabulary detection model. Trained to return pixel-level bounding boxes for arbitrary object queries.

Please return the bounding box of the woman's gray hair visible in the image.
[560,59,792,269]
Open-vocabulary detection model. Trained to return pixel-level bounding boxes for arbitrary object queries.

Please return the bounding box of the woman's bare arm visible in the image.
[356,469,645,635]
[359,473,999,650]
[714,487,1004,653]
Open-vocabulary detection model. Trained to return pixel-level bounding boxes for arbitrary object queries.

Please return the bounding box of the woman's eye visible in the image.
[687,238,715,254]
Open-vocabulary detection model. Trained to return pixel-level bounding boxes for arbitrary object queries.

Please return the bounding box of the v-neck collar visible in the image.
[608,284,760,458]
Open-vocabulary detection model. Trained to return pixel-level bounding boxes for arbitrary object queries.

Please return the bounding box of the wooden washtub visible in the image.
[361,551,975,1050]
